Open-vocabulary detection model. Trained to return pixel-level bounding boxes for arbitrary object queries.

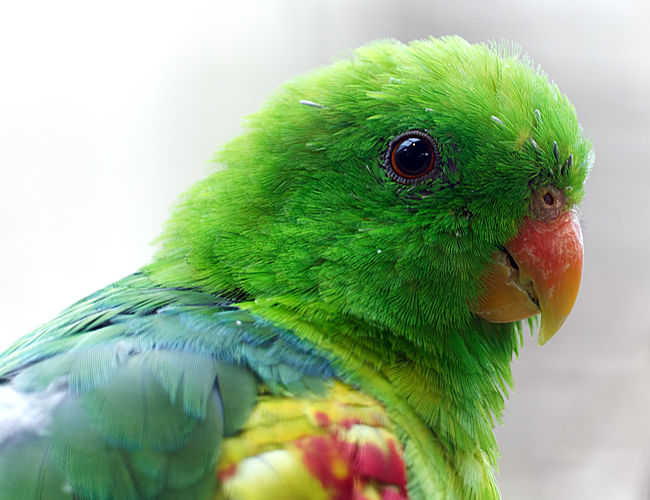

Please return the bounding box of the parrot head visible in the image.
[150,37,592,352]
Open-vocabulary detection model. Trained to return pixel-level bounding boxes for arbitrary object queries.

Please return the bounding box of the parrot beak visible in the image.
[473,211,583,344]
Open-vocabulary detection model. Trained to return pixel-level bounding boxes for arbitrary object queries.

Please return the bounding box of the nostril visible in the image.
[543,191,554,205]
[531,186,565,221]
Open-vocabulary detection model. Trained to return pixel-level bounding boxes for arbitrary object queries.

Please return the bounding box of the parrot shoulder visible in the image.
[217,381,408,500]
[0,273,335,499]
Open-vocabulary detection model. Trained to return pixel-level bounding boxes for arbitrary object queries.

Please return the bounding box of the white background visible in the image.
[1,1,649,498]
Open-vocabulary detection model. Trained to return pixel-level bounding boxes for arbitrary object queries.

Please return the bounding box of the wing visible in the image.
[0,273,335,499]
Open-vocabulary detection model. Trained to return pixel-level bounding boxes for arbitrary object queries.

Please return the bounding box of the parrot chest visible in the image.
[215,381,409,500]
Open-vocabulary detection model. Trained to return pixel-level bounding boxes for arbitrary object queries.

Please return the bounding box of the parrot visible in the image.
[0,36,591,500]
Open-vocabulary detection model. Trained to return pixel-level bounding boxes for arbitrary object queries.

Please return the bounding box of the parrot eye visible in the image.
[384,130,439,184]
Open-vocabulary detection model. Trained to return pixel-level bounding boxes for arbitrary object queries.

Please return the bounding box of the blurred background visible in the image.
[0,0,648,498]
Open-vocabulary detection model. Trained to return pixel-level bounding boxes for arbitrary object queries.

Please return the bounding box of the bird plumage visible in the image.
[0,37,592,499]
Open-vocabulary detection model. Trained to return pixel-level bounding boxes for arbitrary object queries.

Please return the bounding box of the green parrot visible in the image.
[0,37,591,499]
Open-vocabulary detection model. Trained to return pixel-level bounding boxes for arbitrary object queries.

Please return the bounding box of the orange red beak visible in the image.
[473,211,583,344]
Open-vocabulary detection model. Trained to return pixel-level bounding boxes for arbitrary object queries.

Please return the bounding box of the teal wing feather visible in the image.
[0,273,335,499]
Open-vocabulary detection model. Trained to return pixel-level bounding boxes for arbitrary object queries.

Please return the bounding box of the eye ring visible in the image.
[384,130,439,185]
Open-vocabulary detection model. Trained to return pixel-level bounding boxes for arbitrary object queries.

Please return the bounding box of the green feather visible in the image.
[0,274,334,498]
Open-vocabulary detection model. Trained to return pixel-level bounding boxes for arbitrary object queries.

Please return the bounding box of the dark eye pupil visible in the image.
[392,138,433,177]
[384,130,439,184]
